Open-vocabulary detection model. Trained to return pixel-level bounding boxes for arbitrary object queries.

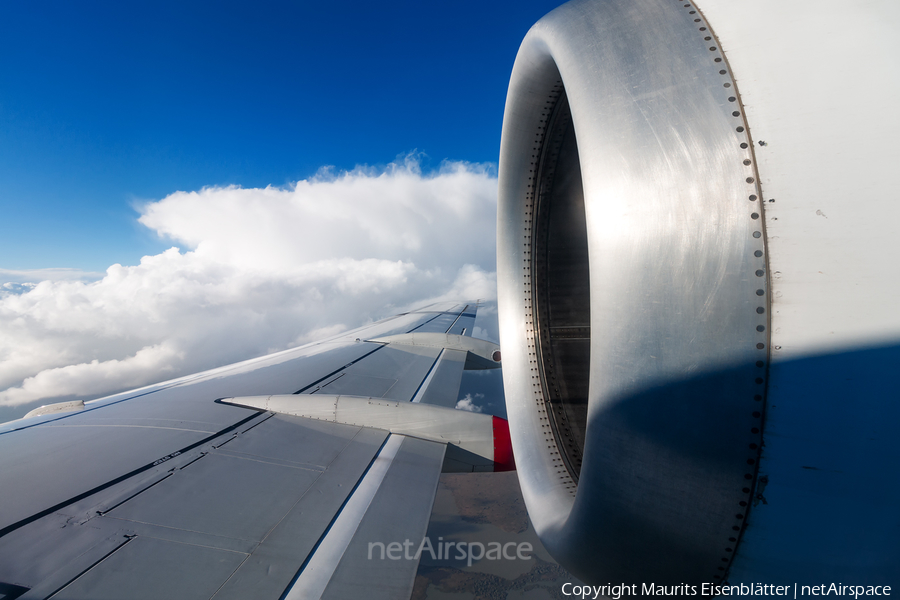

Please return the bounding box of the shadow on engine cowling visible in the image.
[554,343,900,586]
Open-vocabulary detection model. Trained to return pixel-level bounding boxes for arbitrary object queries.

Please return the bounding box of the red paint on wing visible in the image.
[492,416,516,472]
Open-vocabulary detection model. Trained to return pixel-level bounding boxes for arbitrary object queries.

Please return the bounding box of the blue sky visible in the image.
[0,0,563,272]
[0,1,565,418]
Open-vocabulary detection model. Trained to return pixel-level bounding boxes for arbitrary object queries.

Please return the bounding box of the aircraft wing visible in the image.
[0,301,507,600]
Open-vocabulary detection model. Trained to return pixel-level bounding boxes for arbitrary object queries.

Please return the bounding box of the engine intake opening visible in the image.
[531,91,590,481]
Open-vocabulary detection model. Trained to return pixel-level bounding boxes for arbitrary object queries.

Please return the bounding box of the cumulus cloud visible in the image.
[0,158,498,410]
[137,157,495,274]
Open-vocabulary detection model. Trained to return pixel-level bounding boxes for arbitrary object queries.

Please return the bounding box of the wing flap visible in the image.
[416,348,468,407]
[42,536,245,600]
[282,435,447,600]
[321,436,446,600]
[210,425,390,600]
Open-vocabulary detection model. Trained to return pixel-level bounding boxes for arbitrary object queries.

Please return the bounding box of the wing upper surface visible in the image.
[0,302,482,600]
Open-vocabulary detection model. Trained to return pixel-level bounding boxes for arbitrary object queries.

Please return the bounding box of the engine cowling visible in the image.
[498,0,900,586]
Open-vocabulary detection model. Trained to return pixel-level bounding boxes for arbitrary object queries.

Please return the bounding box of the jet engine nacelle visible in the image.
[498,0,900,585]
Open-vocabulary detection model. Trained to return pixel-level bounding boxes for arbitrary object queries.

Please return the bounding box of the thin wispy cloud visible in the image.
[0,268,104,285]
[0,158,498,410]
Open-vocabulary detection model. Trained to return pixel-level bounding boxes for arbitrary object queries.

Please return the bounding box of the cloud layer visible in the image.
[0,158,498,410]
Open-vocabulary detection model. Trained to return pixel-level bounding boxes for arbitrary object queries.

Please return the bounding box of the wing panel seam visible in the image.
[0,412,264,540]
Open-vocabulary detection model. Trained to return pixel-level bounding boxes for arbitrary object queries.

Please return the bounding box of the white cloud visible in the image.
[455,393,484,413]
[0,343,183,407]
[137,157,496,274]
[0,158,498,409]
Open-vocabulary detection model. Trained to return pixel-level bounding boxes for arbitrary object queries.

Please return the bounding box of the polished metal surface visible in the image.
[498,0,768,585]
[22,400,84,419]
[220,394,499,469]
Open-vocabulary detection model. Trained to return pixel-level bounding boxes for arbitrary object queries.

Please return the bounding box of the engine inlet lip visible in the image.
[497,0,769,586]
